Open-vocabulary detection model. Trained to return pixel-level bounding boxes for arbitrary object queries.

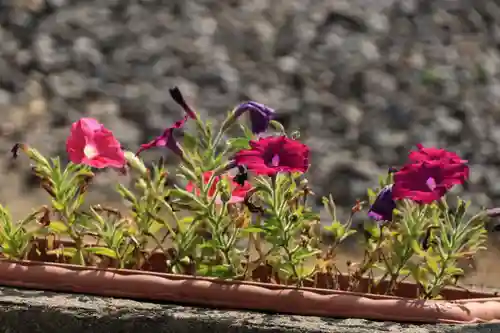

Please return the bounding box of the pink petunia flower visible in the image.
[66,118,125,168]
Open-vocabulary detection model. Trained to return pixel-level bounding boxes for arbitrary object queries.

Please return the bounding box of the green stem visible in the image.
[424,255,451,299]
[270,175,300,285]
[385,248,413,294]
[212,130,224,150]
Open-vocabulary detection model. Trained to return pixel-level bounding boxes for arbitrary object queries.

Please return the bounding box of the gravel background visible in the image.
[1,0,500,220]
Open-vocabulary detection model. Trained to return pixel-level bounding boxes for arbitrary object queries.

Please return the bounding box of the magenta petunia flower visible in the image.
[392,160,469,204]
[66,118,126,168]
[233,101,275,134]
[408,143,468,166]
[234,136,309,176]
[368,185,396,222]
[136,115,188,157]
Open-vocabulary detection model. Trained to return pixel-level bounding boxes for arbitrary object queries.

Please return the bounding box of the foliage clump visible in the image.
[3,88,490,299]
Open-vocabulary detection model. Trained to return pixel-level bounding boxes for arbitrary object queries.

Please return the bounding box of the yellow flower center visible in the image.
[83,144,98,159]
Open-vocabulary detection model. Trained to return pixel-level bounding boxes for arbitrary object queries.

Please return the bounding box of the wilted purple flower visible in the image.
[136,115,188,158]
[368,185,396,223]
[169,87,197,120]
[233,101,275,134]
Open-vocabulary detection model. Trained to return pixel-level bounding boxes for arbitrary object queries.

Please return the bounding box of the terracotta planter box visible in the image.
[0,238,497,325]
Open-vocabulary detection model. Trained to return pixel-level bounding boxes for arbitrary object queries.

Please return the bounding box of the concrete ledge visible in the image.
[0,287,498,333]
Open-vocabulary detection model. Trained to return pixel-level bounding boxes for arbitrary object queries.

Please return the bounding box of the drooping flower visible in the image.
[66,118,125,168]
[392,160,469,204]
[186,171,252,204]
[232,101,275,134]
[169,86,197,120]
[234,136,309,176]
[136,116,188,157]
[368,185,396,222]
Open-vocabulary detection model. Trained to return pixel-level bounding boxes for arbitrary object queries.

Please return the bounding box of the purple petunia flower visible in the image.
[233,101,275,134]
[368,185,396,223]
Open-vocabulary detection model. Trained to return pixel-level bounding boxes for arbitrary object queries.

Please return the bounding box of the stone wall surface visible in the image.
[0,0,499,218]
[0,286,498,333]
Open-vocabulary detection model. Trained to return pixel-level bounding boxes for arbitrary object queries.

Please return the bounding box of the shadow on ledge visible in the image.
[0,286,497,333]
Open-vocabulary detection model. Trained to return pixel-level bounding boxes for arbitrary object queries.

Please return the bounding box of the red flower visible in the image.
[136,116,188,156]
[66,118,125,168]
[234,136,309,176]
[408,143,467,165]
[392,161,469,204]
[186,171,252,204]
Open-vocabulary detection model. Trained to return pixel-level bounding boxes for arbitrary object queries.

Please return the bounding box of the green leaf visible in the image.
[116,184,137,204]
[148,221,164,235]
[51,200,65,211]
[183,132,198,152]
[364,222,381,239]
[197,264,233,278]
[411,239,425,256]
[269,120,285,134]
[198,240,218,249]
[444,266,464,276]
[48,221,68,233]
[296,264,316,279]
[241,226,266,233]
[367,188,377,204]
[302,211,320,221]
[47,247,77,258]
[85,246,118,259]
[176,216,194,233]
[293,248,322,262]
[341,229,357,240]
[426,256,440,276]
[227,137,251,150]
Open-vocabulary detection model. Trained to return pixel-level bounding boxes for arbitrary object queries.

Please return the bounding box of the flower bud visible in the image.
[12,143,49,166]
[124,151,148,177]
[221,101,275,134]
[291,130,301,140]
[270,120,286,134]
[217,178,232,203]
[180,256,191,265]
[169,86,198,120]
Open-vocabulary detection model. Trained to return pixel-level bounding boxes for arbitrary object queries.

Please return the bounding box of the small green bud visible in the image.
[12,143,50,166]
[270,120,286,134]
[124,151,148,177]
[217,178,232,203]
[290,130,301,139]
[179,256,191,265]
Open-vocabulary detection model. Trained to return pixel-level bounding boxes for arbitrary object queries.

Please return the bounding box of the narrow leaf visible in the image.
[85,246,118,259]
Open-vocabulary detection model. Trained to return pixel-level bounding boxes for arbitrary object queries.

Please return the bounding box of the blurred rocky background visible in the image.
[0,0,499,226]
